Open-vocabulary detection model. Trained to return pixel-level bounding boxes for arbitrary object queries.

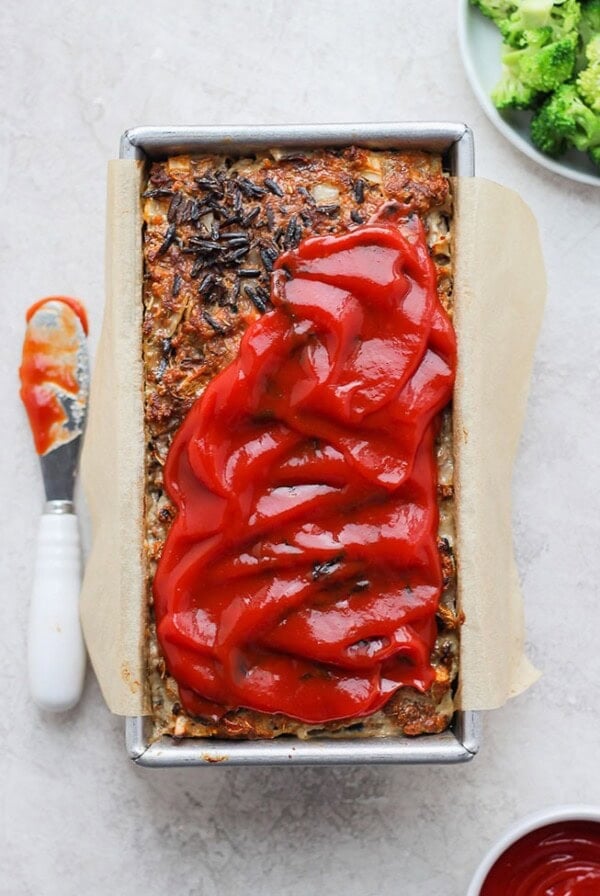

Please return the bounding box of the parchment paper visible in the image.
[80,161,148,715]
[453,177,544,709]
[80,161,545,716]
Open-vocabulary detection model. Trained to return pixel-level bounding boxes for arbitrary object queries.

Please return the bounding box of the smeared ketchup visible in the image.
[480,821,600,896]
[154,220,456,723]
[26,295,88,335]
[19,297,88,455]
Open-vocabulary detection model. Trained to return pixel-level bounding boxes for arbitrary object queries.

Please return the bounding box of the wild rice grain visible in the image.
[156,223,176,256]
[264,177,284,197]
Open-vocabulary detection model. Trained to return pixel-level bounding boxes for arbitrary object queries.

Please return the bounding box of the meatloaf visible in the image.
[141,146,460,740]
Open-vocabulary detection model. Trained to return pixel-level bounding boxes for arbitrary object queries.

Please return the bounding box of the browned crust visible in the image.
[141,147,458,740]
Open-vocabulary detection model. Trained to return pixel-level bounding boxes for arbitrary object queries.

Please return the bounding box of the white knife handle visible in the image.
[28,511,86,712]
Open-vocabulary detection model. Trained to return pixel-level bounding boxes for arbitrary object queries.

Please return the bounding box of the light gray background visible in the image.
[2,2,599,894]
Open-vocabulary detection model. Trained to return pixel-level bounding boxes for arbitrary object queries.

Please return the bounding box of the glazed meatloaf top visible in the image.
[141,146,460,740]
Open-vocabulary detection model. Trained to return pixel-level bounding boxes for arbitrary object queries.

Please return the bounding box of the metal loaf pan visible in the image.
[121,122,480,767]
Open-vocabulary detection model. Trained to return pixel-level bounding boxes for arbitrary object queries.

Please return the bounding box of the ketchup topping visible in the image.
[154,219,456,723]
[480,821,600,896]
[19,297,88,456]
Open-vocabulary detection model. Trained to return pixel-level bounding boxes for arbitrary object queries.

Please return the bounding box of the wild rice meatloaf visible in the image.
[141,147,461,740]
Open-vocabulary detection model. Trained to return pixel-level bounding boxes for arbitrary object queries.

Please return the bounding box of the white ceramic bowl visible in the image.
[457,0,600,186]
[467,805,600,895]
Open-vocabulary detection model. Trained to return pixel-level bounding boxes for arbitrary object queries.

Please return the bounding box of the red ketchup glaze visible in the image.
[154,219,456,723]
[19,297,87,455]
[480,821,600,896]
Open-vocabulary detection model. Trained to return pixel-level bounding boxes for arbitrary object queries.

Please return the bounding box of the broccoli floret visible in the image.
[531,84,580,152]
[492,34,577,107]
[569,98,600,149]
[531,82,600,154]
[577,35,600,111]
[579,0,600,47]
[500,0,581,49]
[523,25,556,46]
[579,67,600,109]
[519,34,578,89]
[470,0,517,23]
[492,67,540,108]
[583,31,600,63]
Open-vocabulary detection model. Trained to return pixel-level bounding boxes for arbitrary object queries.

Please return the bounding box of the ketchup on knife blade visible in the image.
[480,821,600,896]
[154,220,456,723]
[20,297,89,455]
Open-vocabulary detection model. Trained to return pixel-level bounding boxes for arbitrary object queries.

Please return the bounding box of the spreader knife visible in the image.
[19,297,89,712]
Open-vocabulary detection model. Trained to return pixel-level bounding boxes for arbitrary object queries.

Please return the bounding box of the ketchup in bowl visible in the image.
[479,820,600,896]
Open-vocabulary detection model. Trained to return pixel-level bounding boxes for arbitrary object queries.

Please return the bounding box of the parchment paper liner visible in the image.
[80,160,545,716]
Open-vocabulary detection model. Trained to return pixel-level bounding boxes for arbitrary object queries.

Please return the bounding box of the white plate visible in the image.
[457,0,600,186]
